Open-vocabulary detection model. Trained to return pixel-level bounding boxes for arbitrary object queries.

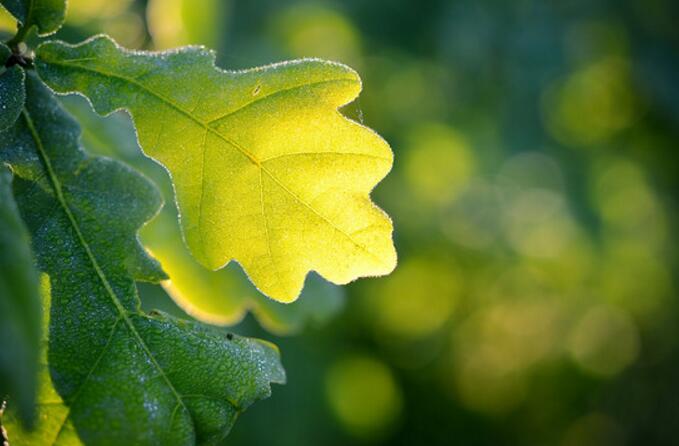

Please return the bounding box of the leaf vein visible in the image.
[261,151,390,164]
[21,108,191,436]
[258,169,278,284]
[46,317,122,445]
[197,128,209,259]
[205,78,356,125]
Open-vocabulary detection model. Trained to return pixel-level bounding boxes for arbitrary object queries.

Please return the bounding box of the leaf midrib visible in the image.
[43,59,390,266]
[21,108,193,436]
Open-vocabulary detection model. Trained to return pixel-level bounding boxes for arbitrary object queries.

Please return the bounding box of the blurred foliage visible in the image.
[146,0,226,50]
[31,0,679,444]
[325,355,402,439]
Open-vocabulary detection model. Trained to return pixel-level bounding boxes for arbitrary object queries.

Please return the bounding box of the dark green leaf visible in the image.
[0,43,25,132]
[0,165,41,428]
[0,73,285,445]
[0,0,66,36]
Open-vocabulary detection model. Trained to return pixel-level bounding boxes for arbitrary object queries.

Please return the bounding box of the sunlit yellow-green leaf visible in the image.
[35,35,397,302]
[142,209,345,335]
[59,92,346,334]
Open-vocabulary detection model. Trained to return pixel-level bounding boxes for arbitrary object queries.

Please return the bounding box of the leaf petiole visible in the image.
[6,25,30,48]
[6,0,34,48]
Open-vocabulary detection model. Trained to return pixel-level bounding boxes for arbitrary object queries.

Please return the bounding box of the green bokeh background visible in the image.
[5,0,679,444]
